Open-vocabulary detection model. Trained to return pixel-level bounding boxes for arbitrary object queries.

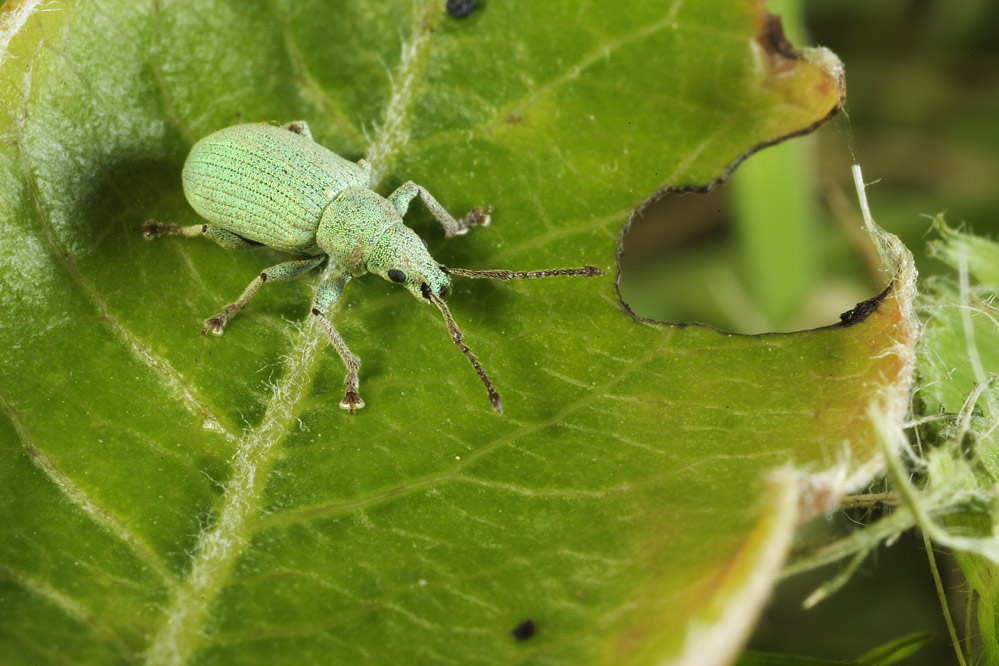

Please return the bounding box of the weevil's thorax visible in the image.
[317,188,398,274]
[316,188,451,300]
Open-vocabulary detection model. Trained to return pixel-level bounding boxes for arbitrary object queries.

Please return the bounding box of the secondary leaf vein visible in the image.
[1,393,179,587]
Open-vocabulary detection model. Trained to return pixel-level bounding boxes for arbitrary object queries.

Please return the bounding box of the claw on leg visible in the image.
[339,390,365,413]
[461,205,492,232]
[202,305,238,336]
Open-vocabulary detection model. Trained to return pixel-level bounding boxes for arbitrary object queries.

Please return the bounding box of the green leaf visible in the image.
[855,631,936,665]
[0,1,913,665]
[919,217,999,477]
[735,630,934,666]
[913,217,999,664]
[737,650,855,666]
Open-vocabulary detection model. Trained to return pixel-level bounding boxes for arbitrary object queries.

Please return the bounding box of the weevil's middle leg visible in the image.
[311,273,364,412]
[203,255,326,335]
[386,181,491,238]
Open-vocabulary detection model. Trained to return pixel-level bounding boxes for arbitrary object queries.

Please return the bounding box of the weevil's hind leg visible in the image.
[135,220,204,240]
[203,255,326,335]
[282,120,313,140]
[386,181,491,238]
[135,221,263,251]
[311,273,364,413]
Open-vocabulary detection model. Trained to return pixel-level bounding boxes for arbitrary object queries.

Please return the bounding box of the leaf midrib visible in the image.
[142,2,444,663]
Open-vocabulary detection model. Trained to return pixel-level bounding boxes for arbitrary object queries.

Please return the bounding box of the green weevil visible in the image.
[137,121,602,414]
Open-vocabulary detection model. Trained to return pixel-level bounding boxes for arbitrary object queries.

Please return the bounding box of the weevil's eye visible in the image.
[388,269,407,283]
[420,283,432,299]
[420,237,428,249]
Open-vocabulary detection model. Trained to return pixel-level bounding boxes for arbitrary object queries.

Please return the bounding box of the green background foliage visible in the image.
[0,1,919,664]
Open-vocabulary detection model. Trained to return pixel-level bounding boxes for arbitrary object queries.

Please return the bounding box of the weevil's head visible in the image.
[368,225,452,302]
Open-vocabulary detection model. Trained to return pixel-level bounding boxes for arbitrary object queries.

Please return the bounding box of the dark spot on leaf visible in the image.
[761,12,798,59]
[446,0,478,19]
[388,269,407,283]
[511,619,535,641]
[837,283,892,326]
[505,113,523,125]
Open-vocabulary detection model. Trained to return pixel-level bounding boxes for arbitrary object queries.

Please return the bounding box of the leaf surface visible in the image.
[0,1,911,665]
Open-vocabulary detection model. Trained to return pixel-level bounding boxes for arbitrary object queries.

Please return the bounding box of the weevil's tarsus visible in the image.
[442,265,604,281]
[426,288,503,415]
[135,220,193,239]
[282,120,313,140]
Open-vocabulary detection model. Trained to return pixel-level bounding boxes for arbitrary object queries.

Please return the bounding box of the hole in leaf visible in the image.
[618,150,881,334]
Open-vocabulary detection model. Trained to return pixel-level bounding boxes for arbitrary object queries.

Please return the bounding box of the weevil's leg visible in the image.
[386,181,491,238]
[135,221,262,251]
[203,255,326,335]
[311,273,364,412]
[201,225,265,250]
[135,221,203,240]
[283,120,313,140]
[357,158,372,183]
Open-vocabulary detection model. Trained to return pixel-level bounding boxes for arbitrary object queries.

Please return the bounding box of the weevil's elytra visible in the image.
[136,121,603,414]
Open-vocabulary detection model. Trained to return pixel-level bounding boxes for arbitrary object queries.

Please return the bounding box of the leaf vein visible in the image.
[2,386,179,588]
[268,0,366,147]
[11,52,240,444]
[0,562,131,656]
[143,3,444,662]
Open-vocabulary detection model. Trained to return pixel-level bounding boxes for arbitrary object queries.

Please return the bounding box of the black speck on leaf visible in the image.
[511,619,535,641]
[837,284,891,326]
[447,0,478,19]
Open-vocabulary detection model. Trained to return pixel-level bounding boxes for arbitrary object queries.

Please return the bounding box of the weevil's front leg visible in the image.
[135,221,263,250]
[203,255,326,335]
[311,272,364,412]
[386,181,491,238]
[282,120,313,140]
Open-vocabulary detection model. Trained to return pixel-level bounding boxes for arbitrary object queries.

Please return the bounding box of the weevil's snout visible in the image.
[419,273,451,300]
[380,255,451,302]
[416,266,451,301]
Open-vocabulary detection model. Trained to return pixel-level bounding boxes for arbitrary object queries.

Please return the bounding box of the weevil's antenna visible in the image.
[426,289,503,414]
[442,265,604,281]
